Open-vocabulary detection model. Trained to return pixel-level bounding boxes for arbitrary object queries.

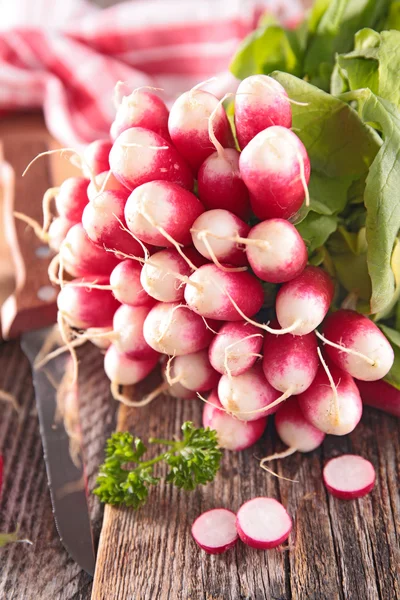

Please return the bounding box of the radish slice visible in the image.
[323,455,376,500]
[191,508,238,554]
[236,497,292,550]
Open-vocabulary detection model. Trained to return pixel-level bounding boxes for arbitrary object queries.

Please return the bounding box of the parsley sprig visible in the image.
[94,422,222,508]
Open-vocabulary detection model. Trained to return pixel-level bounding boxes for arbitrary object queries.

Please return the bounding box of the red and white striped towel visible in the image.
[0,0,302,147]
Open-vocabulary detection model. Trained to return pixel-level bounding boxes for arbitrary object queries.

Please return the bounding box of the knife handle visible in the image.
[1,139,58,339]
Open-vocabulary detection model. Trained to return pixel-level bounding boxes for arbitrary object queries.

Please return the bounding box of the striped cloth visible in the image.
[0,0,302,147]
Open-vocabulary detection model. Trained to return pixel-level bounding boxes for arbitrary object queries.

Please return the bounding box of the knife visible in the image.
[0,136,96,575]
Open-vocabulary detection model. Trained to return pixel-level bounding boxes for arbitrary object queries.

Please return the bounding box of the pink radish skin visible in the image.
[191,209,250,267]
[203,390,267,451]
[143,302,215,356]
[298,362,362,435]
[236,497,292,550]
[104,345,159,386]
[60,223,119,277]
[218,363,281,421]
[262,326,319,395]
[55,177,89,223]
[110,260,153,307]
[140,248,205,303]
[87,171,129,202]
[170,349,220,392]
[57,277,120,329]
[168,89,234,173]
[209,321,263,376]
[323,455,375,499]
[239,126,310,220]
[184,264,264,321]
[275,398,325,452]
[109,127,193,191]
[112,304,159,360]
[124,181,204,247]
[246,219,307,283]
[82,190,145,257]
[276,266,334,336]
[192,509,238,554]
[356,379,400,417]
[111,90,170,141]
[83,140,112,177]
[235,75,292,149]
[48,217,75,251]
[197,148,250,220]
[322,310,394,382]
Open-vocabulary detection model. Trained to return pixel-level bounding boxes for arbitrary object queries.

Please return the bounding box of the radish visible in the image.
[104,344,159,386]
[111,88,170,142]
[197,148,250,220]
[112,304,159,360]
[243,219,308,283]
[356,379,400,417]
[168,349,219,392]
[274,398,325,455]
[143,302,215,356]
[209,321,263,376]
[109,127,193,191]
[60,223,119,278]
[83,140,112,177]
[297,360,362,435]
[239,126,310,220]
[184,264,264,321]
[124,181,204,249]
[87,327,113,350]
[202,390,267,451]
[190,209,249,269]
[235,75,292,149]
[218,363,281,421]
[110,260,153,307]
[192,509,238,554]
[168,87,234,173]
[55,177,89,223]
[140,248,203,303]
[82,190,146,258]
[319,310,394,381]
[57,277,120,329]
[87,171,129,202]
[47,217,74,252]
[262,326,319,396]
[323,455,376,499]
[236,497,292,549]
[276,266,334,336]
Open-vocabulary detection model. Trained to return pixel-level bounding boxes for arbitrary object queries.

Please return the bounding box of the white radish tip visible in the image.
[323,454,375,500]
[236,497,292,550]
[191,508,238,554]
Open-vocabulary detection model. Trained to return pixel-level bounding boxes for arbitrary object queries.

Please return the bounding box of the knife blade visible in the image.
[0,134,96,575]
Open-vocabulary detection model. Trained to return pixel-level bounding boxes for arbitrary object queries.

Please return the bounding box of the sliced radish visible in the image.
[236,497,292,549]
[191,508,238,554]
[323,455,376,500]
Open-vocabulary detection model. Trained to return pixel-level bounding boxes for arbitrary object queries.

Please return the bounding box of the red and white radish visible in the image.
[60,223,119,278]
[109,127,193,191]
[110,260,153,307]
[218,363,281,421]
[111,89,170,142]
[57,277,120,329]
[124,180,203,248]
[168,87,234,173]
[244,219,308,283]
[274,398,325,454]
[276,266,334,336]
[143,302,215,356]
[320,310,394,382]
[112,304,159,360]
[168,349,219,392]
[192,509,238,554]
[55,177,89,223]
[203,390,267,451]
[47,217,74,252]
[323,454,375,499]
[236,497,292,549]
[190,209,249,269]
[356,379,400,418]
[235,75,292,149]
[239,126,310,220]
[83,140,112,177]
[209,321,263,377]
[184,264,264,321]
[87,171,128,202]
[104,344,159,386]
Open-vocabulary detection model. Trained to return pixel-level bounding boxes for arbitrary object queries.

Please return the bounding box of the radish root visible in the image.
[317,347,340,427]
[14,212,48,242]
[208,92,233,159]
[110,381,161,407]
[193,230,248,273]
[316,330,376,367]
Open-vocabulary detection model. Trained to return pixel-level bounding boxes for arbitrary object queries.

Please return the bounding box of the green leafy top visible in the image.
[93,422,222,508]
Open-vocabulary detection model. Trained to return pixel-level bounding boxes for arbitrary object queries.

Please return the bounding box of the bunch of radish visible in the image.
[28,75,397,493]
